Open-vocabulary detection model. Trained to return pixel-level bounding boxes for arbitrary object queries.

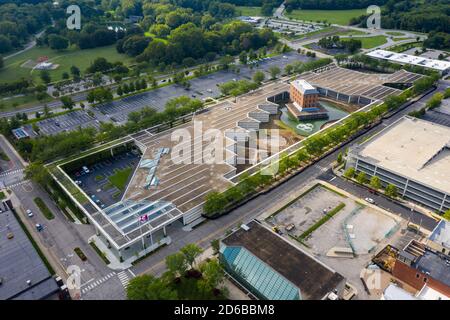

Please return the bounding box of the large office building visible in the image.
[346,116,450,213]
[220,220,346,300]
[367,50,450,75]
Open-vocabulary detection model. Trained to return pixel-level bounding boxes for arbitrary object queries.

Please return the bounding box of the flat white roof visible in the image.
[291,79,318,95]
[356,116,450,195]
[367,50,450,72]
[417,285,450,300]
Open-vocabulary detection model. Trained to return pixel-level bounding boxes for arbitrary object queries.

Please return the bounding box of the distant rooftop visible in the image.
[429,220,450,250]
[413,250,450,288]
[291,79,319,95]
[0,210,58,300]
[222,220,345,300]
[367,50,450,72]
[354,116,450,195]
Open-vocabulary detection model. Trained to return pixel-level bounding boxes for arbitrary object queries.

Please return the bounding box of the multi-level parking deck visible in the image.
[125,82,291,223]
[301,64,422,105]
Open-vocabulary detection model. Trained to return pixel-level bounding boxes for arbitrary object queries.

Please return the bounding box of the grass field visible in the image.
[108,167,133,191]
[358,35,388,49]
[286,9,366,25]
[0,92,53,112]
[335,30,368,37]
[0,45,132,84]
[236,6,262,16]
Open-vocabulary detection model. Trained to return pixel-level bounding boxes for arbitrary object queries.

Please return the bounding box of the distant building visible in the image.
[426,220,450,255]
[237,16,262,24]
[220,220,346,300]
[0,209,59,300]
[288,79,327,121]
[366,49,450,75]
[11,127,29,140]
[393,239,450,297]
[347,116,450,214]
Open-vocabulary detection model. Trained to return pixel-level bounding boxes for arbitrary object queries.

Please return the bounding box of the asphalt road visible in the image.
[318,170,437,231]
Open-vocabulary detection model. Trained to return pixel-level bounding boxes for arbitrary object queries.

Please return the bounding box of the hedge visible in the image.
[298,202,346,241]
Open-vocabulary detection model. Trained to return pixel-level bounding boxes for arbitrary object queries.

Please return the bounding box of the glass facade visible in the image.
[220,245,301,300]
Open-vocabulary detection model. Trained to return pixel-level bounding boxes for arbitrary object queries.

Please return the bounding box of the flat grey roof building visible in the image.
[0,210,58,300]
[347,116,450,213]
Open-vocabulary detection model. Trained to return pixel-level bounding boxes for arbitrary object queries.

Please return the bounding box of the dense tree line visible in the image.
[381,0,450,34]
[318,36,362,53]
[284,0,388,11]
[0,1,52,53]
[136,21,277,68]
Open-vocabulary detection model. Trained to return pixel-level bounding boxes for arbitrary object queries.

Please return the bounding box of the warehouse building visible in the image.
[220,220,346,300]
[346,116,450,213]
[367,50,450,75]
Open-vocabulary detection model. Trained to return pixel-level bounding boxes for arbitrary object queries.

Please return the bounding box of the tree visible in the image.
[253,71,265,84]
[48,34,69,51]
[60,96,75,110]
[211,239,220,255]
[239,51,247,65]
[385,184,398,198]
[165,252,188,279]
[24,162,51,186]
[356,171,367,184]
[337,152,343,164]
[268,66,281,79]
[127,274,177,300]
[70,65,80,77]
[370,176,382,190]
[117,86,123,96]
[40,70,51,84]
[0,55,4,70]
[443,209,450,221]
[62,72,69,80]
[344,167,355,179]
[284,64,294,75]
[180,244,203,270]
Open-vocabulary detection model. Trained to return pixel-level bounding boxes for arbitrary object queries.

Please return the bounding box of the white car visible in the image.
[365,197,375,204]
[26,209,33,217]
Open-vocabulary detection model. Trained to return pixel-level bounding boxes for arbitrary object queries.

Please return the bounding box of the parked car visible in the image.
[26,209,33,218]
[365,197,375,204]
[35,224,43,232]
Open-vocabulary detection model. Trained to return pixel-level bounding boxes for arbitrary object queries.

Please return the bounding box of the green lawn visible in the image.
[335,30,369,37]
[108,167,133,191]
[286,9,366,26]
[392,37,411,42]
[0,191,5,200]
[358,35,388,49]
[236,6,262,16]
[0,45,132,84]
[0,92,53,112]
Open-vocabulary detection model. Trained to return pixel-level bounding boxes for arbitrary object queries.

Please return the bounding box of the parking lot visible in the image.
[95,51,312,124]
[267,184,349,238]
[28,52,312,134]
[70,151,140,208]
[25,110,100,136]
[263,18,324,36]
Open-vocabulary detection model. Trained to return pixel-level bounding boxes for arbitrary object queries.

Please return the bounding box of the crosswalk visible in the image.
[81,272,116,294]
[0,168,24,178]
[117,270,131,289]
[7,179,30,189]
